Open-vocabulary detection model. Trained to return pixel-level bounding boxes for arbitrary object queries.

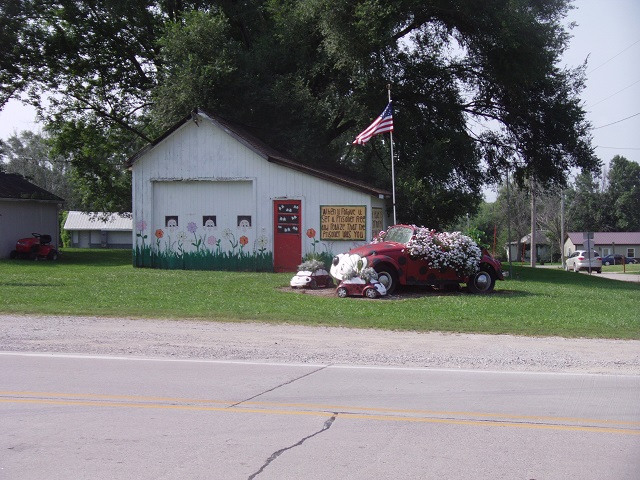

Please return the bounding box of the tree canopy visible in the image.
[1,0,599,225]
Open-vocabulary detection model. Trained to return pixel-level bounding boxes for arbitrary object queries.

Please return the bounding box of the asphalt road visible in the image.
[2,352,639,480]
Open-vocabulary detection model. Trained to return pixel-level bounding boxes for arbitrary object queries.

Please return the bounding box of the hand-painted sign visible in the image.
[320,205,366,240]
[371,207,384,239]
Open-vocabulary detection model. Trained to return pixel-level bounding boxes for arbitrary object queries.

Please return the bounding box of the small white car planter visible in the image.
[289,269,334,289]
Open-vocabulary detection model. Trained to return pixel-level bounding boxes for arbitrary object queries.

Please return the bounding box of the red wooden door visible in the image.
[273,200,302,272]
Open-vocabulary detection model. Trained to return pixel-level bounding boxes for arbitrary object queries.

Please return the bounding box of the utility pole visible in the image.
[530,178,536,268]
[560,190,565,269]
[506,168,513,278]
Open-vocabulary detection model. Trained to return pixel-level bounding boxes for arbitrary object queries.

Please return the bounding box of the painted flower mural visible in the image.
[135,218,272,272]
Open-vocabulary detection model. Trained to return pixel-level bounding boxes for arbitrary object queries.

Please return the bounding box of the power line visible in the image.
[596,145,640,150]
[587,38,640,74]
[593,112,640,130]
[588,78,640,108]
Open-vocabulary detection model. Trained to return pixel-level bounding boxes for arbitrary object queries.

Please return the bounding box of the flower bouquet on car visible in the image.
[404,228,482,277]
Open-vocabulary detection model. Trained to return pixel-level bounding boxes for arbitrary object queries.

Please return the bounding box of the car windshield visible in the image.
[382,226,414,244]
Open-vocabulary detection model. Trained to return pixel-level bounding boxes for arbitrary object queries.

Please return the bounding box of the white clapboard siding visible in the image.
[130,109,392,268]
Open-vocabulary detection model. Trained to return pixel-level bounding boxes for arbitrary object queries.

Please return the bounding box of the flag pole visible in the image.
[388,85,397,225]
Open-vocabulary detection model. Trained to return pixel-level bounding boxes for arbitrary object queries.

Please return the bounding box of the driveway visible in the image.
[534,264,640,283]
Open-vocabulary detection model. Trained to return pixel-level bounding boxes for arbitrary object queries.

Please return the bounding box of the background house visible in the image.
[0,172,64,258]
[506,231,553,263]
[564,232,640,260]
[127,108,392,272]
[63,211,133,249]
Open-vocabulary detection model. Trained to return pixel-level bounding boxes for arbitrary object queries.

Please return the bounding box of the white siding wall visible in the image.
[132,119,391,265]
[0,200,59,258]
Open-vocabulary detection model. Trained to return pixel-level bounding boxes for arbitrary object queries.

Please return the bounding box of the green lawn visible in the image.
[1,249,639,339]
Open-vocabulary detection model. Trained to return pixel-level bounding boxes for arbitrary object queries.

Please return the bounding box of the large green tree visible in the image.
[1,0,599,225]
[0,130,79,207]
[605,156,640,231]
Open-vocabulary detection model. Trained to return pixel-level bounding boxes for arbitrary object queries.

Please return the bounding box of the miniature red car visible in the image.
[332,225,504,294]
[336,277,387,299]
[10,233,59,260]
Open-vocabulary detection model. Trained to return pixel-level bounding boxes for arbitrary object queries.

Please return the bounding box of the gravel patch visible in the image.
[1,314,638,375]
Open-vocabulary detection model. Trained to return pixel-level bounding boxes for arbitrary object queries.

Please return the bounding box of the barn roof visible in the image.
[64,211,132,231]
[0,172,64,202]
[127,108,392,198]
[566,231,640,245]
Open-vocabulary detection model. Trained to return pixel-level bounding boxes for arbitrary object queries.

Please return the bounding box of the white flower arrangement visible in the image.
[359,267,379,282]
[404,228,481,276]
[297,259,325,273]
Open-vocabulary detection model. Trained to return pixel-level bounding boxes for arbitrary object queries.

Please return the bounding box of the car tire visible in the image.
[374,264,399,295]
[364,287,379,299]
[574,264,580,273]
[336,287,348,298]
[467,268,496,294]
[604,261,610,266]
[596,269,601,274]
[9,250,17,259]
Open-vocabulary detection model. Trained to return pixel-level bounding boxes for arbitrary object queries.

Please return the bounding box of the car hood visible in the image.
[348,241,405,258]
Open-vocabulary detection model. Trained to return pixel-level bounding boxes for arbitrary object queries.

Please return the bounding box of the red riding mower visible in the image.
[10,233,59,260]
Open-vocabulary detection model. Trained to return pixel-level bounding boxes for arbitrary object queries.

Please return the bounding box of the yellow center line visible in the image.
[1,392,639,436]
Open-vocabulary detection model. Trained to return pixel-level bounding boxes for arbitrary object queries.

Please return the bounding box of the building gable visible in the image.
[127,108,390,198]
[0,172,64,203]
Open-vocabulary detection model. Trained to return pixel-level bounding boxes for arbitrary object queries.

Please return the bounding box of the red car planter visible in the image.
[10,233,59,260]
[331,225,504,294]
[336,277,387,299]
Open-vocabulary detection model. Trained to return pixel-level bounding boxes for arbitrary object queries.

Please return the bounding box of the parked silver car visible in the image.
[565,250,602,273]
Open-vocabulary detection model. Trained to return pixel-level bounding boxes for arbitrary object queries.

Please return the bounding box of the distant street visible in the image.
[2,352,639,480]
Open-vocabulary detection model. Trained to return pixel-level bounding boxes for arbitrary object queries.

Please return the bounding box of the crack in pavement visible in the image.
[247,414,337,480]
[227,365,328,408]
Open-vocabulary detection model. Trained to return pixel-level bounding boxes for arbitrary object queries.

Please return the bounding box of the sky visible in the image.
[1,0,639,196]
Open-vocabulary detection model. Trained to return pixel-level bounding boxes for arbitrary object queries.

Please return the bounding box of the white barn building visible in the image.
[127,109,392,271]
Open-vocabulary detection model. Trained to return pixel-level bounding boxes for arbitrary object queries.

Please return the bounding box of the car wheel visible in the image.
[596,269,601,274]
[364,287,378,299]
[336,287,348,298]
[574,263,580,272]
[604,261,611,266]
[9,250,17,259]
[467,268,496,294]
[374,264,399,295]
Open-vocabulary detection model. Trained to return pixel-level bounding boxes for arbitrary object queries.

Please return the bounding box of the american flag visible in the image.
[353,102,394,145]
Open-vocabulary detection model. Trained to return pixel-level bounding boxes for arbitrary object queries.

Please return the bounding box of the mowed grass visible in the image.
[1,249,639,339]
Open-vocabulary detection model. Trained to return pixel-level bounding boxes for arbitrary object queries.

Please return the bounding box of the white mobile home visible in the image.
[63,211,133,249]
[127,109,392,271]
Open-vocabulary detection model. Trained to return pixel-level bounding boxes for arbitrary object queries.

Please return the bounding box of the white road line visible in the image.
[2,351,638,377]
